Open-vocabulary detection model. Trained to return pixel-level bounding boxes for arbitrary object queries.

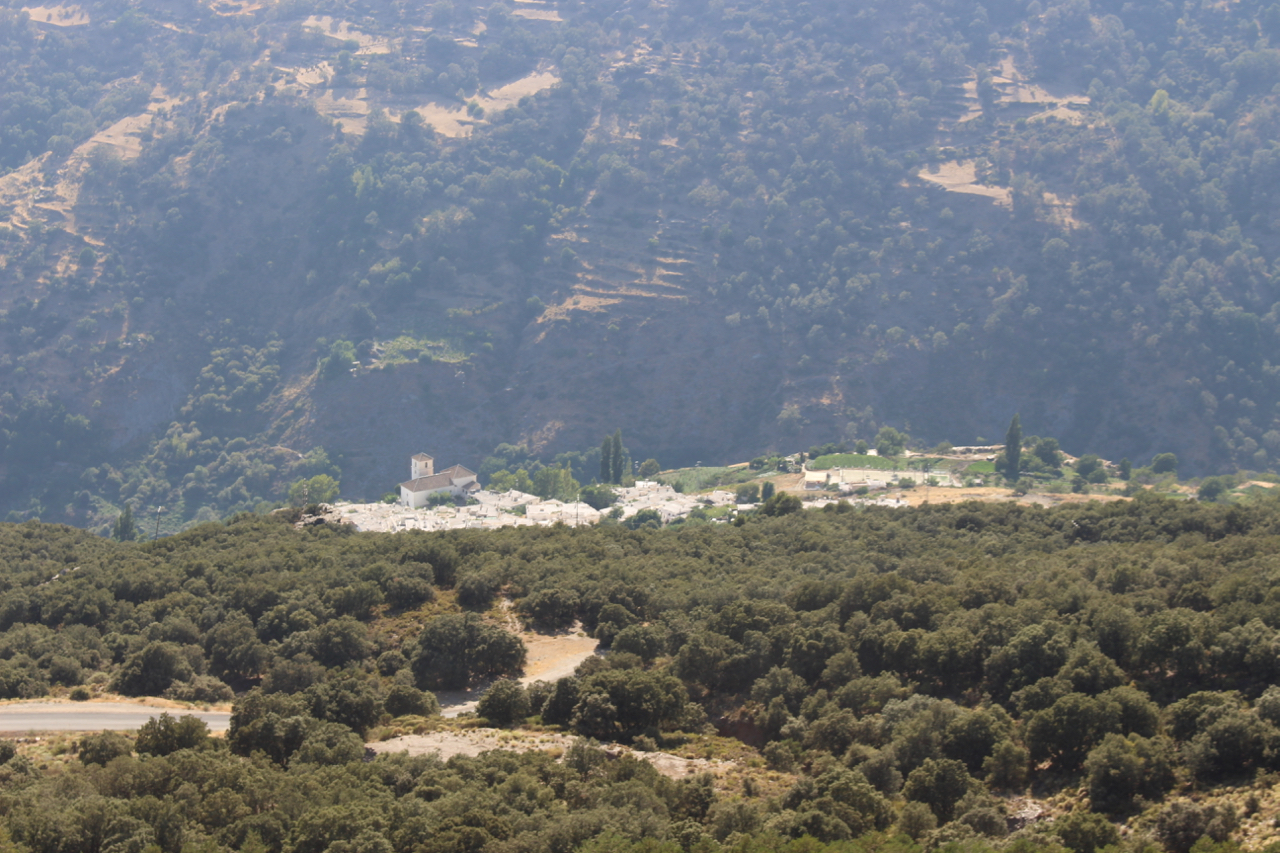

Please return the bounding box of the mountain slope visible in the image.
[2,0,1280,529]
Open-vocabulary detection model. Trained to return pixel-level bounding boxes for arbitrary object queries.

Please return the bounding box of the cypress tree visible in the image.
[610,430,625,484]
[113,504,137,542]
[1004,414,1023,481]
[600,434,613,483]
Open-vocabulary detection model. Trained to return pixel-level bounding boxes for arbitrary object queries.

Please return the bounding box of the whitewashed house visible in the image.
[399,453,480,508]
[804,470,830,490]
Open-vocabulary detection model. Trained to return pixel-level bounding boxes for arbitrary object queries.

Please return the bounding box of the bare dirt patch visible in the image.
[955,78,983,124]
[288,62,333,88]
[0,155,50,229]
[315,88,371,134]
[303,16,393,54]
[1028,104,1088,125]
[993,56,1089,118]
[371,729,574,761]
[889,485,1129,508]
[993,57,1058,105]
[947,57,1089,130]
[512,8,563,21]
[406,103,476,138]
[918,160,1012,207]
[369,729,729,778]
[22,5,89,25]
[209,0,263,15]
[523,629,600,683]
[432,622,601,717]
[80,112,152,161]
[406,69,559,137]
[1041,191,1082,229]
[485,70,559,107]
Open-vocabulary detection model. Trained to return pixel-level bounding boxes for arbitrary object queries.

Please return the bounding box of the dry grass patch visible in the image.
[209,0,263,15]
[512,8,563,21]
[21,5,89,25]
[303,16,392,54]
[918,160,1012,207]
[402,69,559,137]
[315,88,371,134]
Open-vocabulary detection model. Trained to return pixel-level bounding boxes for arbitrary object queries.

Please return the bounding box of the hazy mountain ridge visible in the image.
[1,0,1279,529]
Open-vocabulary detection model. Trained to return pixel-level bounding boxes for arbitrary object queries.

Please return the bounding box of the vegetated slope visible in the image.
[3,497,1280,849]
[3,0,1280,530]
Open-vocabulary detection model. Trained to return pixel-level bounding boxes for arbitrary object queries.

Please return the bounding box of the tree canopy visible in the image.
[0,489,1277,847]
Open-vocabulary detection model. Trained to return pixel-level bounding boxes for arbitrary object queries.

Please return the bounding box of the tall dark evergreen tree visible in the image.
[610,430,625,484]
[1004,415,1023,481]
[112,504,137,542]
[600,434,613,483]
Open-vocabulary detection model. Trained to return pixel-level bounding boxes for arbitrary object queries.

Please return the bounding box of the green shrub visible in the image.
[110,642,194,696]
[135,713,210,756]
[1055,811,1121,853]
[477,678,530,726]
[384,683,438,718]
[79,731,132,766]
[411,613,526,690]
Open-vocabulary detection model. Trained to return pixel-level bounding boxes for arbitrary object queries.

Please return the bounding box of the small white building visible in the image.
[804,470,830,490]
[399,453,480,508]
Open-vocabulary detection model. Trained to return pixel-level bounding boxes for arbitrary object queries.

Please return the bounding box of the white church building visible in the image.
[399,453,480,508]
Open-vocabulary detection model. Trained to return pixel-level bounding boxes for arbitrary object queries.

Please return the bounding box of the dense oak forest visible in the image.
[6,0,1280,528]
[1,498,1280,850]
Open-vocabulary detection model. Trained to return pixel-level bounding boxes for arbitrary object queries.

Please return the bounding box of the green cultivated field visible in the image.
[808,453,901,471]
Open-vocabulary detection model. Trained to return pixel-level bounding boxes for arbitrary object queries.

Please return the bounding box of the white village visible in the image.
[328,452,914,533]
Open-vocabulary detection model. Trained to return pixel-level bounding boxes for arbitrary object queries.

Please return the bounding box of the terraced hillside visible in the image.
[1,0,1279,529]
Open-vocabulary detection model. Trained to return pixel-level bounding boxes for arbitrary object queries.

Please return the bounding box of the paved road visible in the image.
[0,702,231,733]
